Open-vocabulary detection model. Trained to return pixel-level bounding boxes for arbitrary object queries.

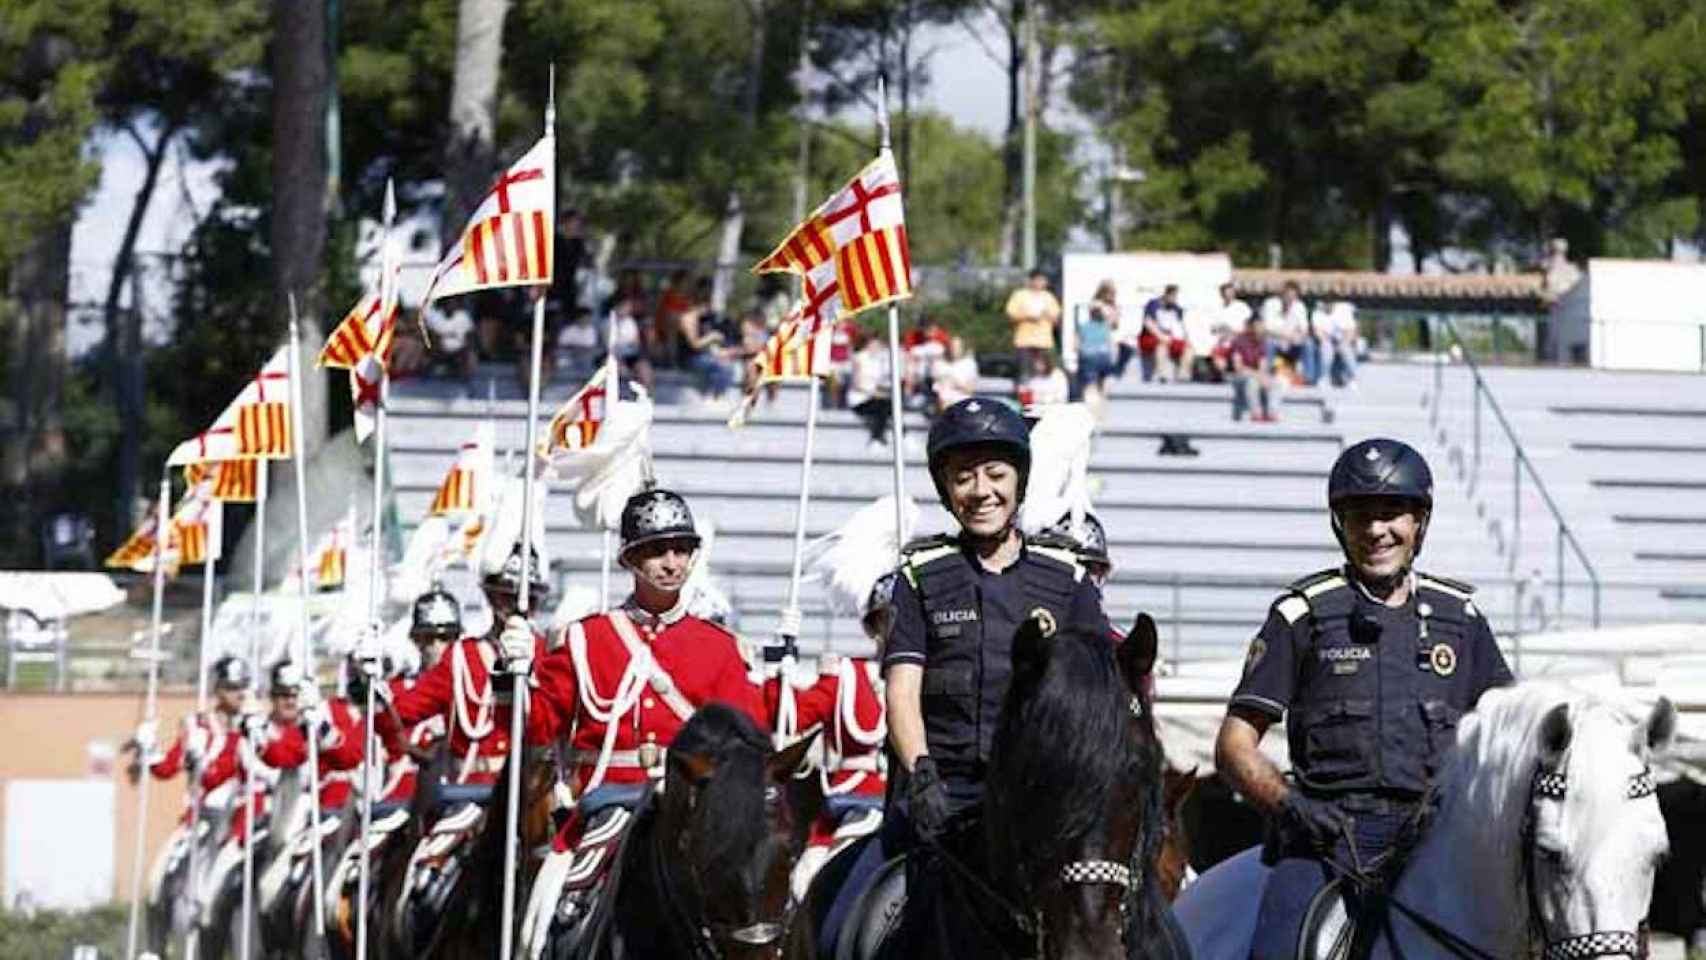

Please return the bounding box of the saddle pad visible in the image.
[562,808,633,891]
[420,804,484,861]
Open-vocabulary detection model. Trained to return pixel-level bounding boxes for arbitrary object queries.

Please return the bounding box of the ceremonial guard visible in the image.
[374,546,548,788]
[1214,438,1514,959]
[368,585,459,804]
[515,487,769,954]
[884,398,1107,844]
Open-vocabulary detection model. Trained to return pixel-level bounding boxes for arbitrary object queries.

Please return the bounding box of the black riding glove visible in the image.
[908,756,952,842]
[1280,792,1353,853]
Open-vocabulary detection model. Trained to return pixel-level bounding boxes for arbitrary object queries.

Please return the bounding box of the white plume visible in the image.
[391,514,451,605]
[804,496,918,618]
[548,386,655,531]
[1020,402,1095,535]
[478,473,549,577]
[682,516,734,625]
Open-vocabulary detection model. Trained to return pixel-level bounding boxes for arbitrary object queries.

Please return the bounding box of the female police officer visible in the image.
[884,397,1109,845]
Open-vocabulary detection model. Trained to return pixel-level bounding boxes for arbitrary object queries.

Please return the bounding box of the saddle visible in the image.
[522,783,652,960]
[395,801,487,955]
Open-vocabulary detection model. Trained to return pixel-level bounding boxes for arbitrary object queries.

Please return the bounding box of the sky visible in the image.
[64,9,1043,358]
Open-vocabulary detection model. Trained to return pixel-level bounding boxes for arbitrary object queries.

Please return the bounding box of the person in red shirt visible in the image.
[374,545,550,790]
[515,487,769,956]
[1229,314,1277,422]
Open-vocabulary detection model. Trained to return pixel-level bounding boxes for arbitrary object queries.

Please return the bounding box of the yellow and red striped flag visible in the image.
[752,150,913,318]
[542,361,617,457]
[105,502,177,575]
[421,137,555,309]
[429,422,494,517]
[185,460,258,503]
[105,483,223,573]
[167,346,294,466]
[318,287,398,370]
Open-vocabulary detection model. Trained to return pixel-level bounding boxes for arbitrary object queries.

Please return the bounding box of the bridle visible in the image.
[1365,761,1656,960]
[652,782,794,959]
[1522,762,1656,960]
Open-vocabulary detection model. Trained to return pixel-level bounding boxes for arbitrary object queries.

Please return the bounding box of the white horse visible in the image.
[1175,683,1676,960]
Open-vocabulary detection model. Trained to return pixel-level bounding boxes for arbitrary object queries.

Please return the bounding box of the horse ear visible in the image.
[1539,703,1573,765]
[1163,766,1199,814]
[1117,613,1159,693]
[1642,697,1676,756]
[769,731,819,782]
[1011,615,1053,690]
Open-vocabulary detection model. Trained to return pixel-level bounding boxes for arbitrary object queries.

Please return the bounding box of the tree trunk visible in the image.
[898,0,913,188]
[3,223,71,564]
[443,0,511,237]
[712,1,768,314]
[106,123,177,533]
[272,0,331,460]
[998,1,1023,268]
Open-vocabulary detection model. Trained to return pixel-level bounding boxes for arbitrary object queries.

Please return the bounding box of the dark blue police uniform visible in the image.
[1232,566,1514,960]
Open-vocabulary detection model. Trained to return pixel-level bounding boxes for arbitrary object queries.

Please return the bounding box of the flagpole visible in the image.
[184,499,219,958]
[500,68,554,960]
[599,309,617,611]
[354,178,396,960]
[877,80,908,558]
[287,297,329,943]
[240,463,268,960]
[124,471,171,960]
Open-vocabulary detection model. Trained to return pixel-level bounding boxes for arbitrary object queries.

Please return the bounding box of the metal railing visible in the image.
[1428,317,1601,634]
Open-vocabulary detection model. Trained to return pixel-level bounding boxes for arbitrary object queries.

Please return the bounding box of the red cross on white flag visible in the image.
[167,345,295,466]
[421,136,556,309]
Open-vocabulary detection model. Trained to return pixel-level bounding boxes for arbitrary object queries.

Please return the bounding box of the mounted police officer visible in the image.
[1213,437,1513,960]
[884,398,1108,847]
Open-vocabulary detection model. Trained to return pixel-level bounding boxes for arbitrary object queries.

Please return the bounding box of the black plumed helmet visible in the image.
[269,659,304,696]
[619,487,701,559]
[483,543,550,599]
[926,398,1031,505]
[1047,511,1110,568]
[1328,438,1434,552]
[211,655,253,691]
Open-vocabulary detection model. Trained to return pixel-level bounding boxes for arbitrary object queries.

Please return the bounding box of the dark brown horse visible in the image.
[1155,766,1201,902]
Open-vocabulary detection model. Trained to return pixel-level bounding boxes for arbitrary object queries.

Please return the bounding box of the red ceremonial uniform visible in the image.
[377,696,445,804]
[767,658,888,847]
[202,717,308,847]
[527,603,767,795]
[377,634,543,785]
[315,697,367,810]
[147,711,241,824]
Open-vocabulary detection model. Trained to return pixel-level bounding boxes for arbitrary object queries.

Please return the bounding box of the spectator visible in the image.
[1005,269,1062,384]
[515,288,560,392]
[756,275,793,331]
[556,306,602,378]
[903,313,951,409]
[828,318,858,408]
[737,310,771,398]
[1075,283,1116,397]
[1139,284,1186,382]
[1315,299,1359,388]
[1261,281,1316,385]
[1017,350,1070,418]
[847,329,894,449]
[931,336,979,412]
[1229,315,1276,422]
[1099,281,1141,380]
[552,208,590,316]
[652,269,695,366]
[678,291,731,402]
[608,294,654,394]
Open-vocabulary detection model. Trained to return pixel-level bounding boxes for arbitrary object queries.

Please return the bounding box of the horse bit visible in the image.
[1523,763,1657,960]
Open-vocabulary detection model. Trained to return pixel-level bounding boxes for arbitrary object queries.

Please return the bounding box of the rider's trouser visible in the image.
[1251,805,1415,960]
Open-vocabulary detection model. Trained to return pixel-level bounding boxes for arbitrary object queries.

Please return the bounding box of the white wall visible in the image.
[1554,259,1706,372]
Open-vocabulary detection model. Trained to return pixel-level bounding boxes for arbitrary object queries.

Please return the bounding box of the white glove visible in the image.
[355,623,385,677]
[499,615,534,674]
[818,652,843,677]
[296,679,323,712]
[134,719,158,755]
[184,722,210,765]
[239,711,268,740]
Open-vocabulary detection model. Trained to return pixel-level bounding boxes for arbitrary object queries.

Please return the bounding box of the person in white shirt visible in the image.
[848,331,894,449]
[931,336,979,412]
[1314,299,1360,387]
[1260,281,1317,384]
[1018,350,1070,418]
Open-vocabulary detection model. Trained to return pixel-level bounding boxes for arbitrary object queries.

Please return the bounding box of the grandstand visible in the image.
[385,345,1705,666]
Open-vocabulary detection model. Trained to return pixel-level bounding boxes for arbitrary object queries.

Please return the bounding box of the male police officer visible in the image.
[885,398,1108,846]
[1214,438,1513,959]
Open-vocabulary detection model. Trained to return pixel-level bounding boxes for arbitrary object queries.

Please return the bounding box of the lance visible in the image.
[287,297,329,943]
[773,340,825,747]
[182,493,221,959]
[599,309,617,611]
[875,80,909,562]
[499,67,555,960]
[124,472,171,960]
[239,461,269,960]
[354,177,397,960]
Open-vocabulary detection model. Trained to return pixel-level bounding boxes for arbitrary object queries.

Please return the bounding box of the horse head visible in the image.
[1156,765,1200,902]
[661,703,820,959]
[1524,693,1674,959]
[983,612,1165,960]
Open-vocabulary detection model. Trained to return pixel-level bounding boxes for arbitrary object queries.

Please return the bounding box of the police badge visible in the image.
[1429,642,1457,677]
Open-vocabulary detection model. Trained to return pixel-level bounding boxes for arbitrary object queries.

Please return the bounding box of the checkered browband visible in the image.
[1531,767,1657,801]
[1059,860,1132,890]
[1542,930,1641,960]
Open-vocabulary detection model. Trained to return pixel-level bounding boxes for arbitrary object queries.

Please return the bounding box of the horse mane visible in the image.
[669,703,776,881]
[985,628,1161,900]
[1436,682,1643,879]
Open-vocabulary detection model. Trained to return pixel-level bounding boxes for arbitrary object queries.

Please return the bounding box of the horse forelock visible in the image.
[986,630,1160,898]
[669,705,789,893]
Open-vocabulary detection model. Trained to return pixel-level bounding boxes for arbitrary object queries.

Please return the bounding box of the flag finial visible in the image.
[546,64,557,137]
[876,75,890,151]
[383,178,396,230]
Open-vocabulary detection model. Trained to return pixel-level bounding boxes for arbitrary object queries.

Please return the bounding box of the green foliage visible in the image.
[0,903,127,958]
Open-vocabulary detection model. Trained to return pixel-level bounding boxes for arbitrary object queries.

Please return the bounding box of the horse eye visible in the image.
[764,785,781,805]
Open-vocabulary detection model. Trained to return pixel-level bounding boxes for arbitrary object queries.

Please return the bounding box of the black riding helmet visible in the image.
[1328,438,1434,555]
[926,398,1032,507]
[411,584,463,642]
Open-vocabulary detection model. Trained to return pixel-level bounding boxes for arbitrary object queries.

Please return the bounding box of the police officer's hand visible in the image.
[908,755,951,842]
[499,615,534,675]
[1280,791,1353,852]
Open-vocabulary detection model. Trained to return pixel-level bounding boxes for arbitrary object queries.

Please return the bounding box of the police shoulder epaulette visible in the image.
[1287,567,1347,600]
[1416,571,1476,600]
[1274,595,1311,625]
[902,533,955,554]
[1027,543,1086,582]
